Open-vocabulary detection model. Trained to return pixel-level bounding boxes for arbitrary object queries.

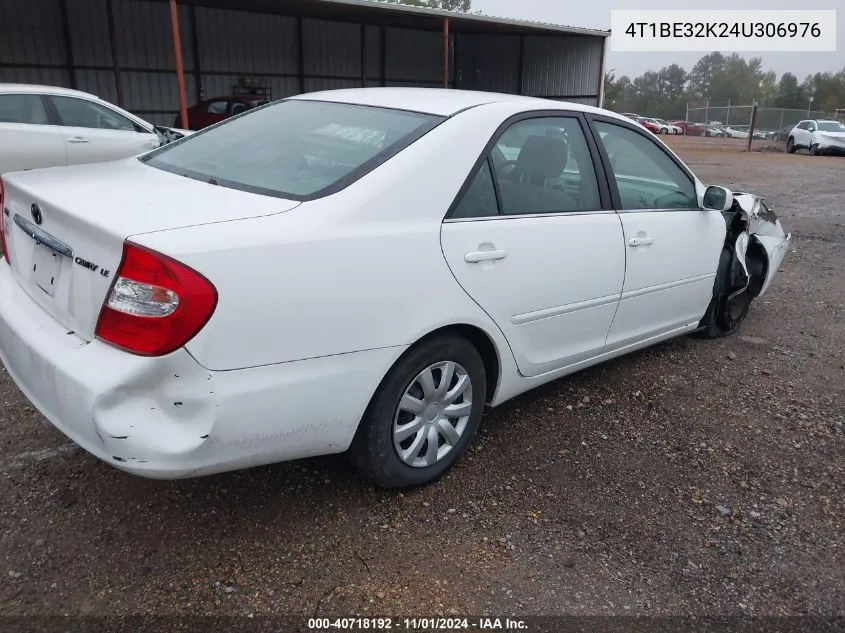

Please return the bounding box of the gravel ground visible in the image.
[0,138,842,622]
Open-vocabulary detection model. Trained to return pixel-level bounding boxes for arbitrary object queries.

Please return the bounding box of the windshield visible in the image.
[141,100,441,200]
[817,121,845,132]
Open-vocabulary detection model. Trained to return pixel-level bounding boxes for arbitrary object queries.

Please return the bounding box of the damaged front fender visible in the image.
[729,192,792,298]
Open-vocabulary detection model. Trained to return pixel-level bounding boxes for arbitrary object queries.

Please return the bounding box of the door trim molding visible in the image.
[621,272,715,301]
[511,293,620,325]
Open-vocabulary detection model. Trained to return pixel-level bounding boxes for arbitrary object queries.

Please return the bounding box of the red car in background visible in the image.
[634,117,661,133]
[671,121,708,136]
[175,95,269,130]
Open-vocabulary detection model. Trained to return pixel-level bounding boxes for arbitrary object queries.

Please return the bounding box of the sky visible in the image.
[471,0,844,80]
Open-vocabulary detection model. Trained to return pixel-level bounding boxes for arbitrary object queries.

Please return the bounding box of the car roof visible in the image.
[0,83,99,99]
[289,87,619,119]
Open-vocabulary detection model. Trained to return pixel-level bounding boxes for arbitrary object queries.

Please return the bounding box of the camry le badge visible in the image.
[31,203,42,225]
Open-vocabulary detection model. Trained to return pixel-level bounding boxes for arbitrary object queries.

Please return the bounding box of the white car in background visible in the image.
[787,119,845,156]
[724,126,750,139]
[652,118,682,135]
[0,84,192,175]
[0,88,791,488]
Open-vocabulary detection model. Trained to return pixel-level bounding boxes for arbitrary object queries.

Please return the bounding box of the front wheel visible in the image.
[786,137,796,153]
[349,335,487,488]
[809,143,820,156]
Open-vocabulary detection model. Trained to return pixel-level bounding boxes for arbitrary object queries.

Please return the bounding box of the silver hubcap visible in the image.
[393,361,473,468]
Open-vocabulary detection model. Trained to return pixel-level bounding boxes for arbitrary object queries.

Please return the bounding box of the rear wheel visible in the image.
[786,137,796,153]
[349,335,486,488]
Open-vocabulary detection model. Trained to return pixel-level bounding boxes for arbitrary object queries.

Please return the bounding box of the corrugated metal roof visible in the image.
[320,0,610,37]
[183,0,609,38]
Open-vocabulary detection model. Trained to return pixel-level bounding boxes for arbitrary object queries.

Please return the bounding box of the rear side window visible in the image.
[0,94,49,125]
[142,100,441,200]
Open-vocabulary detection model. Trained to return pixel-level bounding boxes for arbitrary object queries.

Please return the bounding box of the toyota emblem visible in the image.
[31,203,42,225]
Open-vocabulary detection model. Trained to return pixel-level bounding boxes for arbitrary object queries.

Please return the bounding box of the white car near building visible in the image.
[0,88,791,488]
[0,84,192,175]
[787,119,845,155]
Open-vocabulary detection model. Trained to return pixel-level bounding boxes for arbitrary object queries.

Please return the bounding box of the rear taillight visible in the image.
[0,178,10,265]
[95,242,217,356]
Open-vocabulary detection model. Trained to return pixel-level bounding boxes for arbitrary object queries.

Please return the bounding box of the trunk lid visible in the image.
[2,158,299,341]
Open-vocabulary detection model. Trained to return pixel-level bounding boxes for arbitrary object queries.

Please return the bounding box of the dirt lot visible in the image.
[0,137,842,623]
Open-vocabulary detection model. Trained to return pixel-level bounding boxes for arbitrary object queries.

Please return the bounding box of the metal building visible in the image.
[0,0,609,127]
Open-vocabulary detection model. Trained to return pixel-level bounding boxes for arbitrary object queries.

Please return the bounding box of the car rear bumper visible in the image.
[0,264,402,478]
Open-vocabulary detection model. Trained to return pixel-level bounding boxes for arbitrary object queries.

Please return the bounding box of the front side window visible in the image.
[593,121,697,211]
[0,94,49,125]
[142,99,441,200]
[796,122,809,130]
[488,117,600,215]
[50,96,137,132]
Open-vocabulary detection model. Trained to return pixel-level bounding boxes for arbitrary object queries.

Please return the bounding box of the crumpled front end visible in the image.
[730,192,792,298]
[813,133,845,155]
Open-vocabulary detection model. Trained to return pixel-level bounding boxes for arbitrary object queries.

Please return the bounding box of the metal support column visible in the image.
[105,0,124,106]
[58,0,77,89]
[297,17,305,94]
[442,18,450,88]
[169,0,189,129]
[360,24,366,87]
[189,4,203,102]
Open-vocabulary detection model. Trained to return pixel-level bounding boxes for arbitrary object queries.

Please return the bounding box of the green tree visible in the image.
[774,73,805,108]
[658,64,688,102]
[689,52,726,97]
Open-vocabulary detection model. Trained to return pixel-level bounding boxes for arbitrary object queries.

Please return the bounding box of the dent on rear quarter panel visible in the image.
[130,108,516,373]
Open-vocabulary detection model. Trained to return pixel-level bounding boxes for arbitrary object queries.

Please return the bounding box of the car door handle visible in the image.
[628,237,655,247]
[465,249,507,263]
[67,136,89,143]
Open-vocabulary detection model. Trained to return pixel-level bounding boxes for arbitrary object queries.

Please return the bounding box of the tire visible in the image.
[809,143,820,156]
[696,246,765,339]
[660,128,667,134]
[786,137,796,153]
[349,334,487,488]
[700,130,706,137]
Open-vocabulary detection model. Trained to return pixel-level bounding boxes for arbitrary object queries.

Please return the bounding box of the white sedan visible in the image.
[0,83,192,175]
[0,88,791,488]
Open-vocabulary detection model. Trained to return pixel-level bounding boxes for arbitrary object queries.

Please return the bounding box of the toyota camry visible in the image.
[0,88,791,488]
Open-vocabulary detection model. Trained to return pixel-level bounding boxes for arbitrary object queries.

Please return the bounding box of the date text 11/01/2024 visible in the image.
[307,618,528,630]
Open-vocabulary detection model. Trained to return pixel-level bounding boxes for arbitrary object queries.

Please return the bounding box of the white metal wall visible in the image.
[0,0,605,124]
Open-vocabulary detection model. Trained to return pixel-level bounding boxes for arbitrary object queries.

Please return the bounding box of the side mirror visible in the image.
[702,185,733,212]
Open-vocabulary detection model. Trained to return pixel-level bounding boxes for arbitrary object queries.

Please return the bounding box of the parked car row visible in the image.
[620,113,682,134]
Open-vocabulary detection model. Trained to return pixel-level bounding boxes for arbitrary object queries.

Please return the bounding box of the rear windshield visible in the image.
[141,100,441,200]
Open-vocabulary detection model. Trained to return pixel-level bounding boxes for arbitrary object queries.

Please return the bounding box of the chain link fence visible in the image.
[684,104,840,142]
